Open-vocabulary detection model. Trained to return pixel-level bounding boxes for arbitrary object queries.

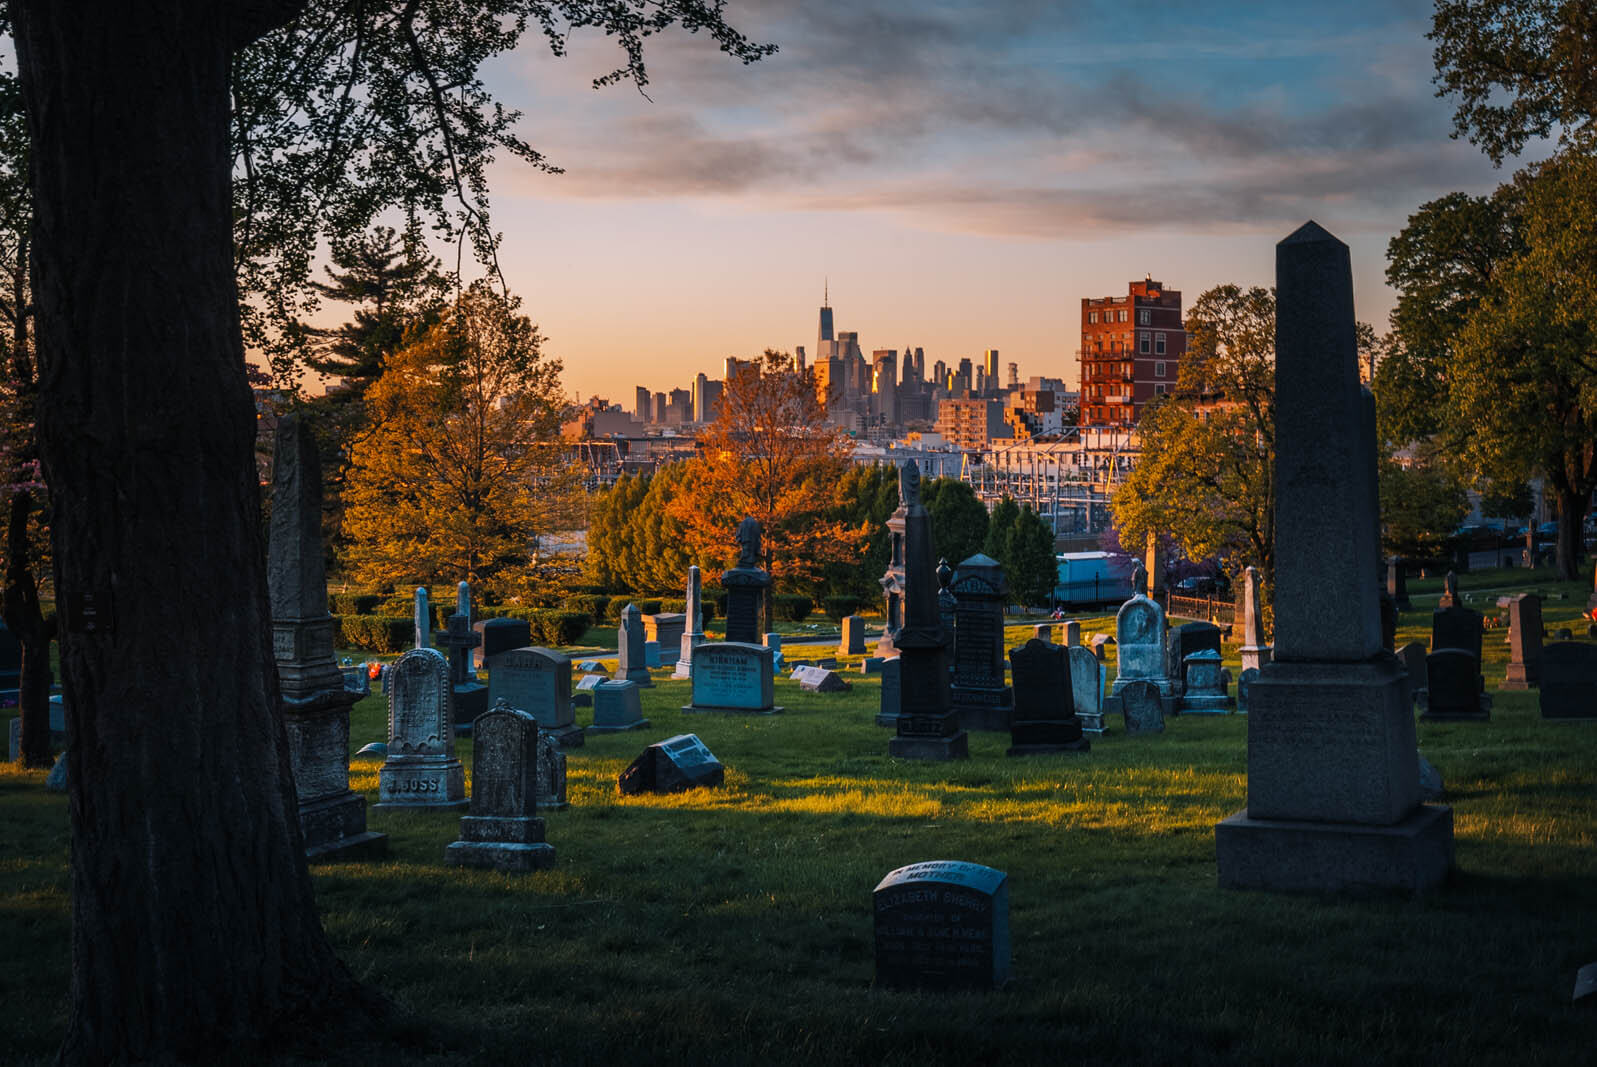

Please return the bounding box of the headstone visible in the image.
[614,603,654,687]
[1387,557,1411,611]
[1179,649,1231,713]
[1121,680,1165,735]
[590,679,650,732]
[840,616,867,656]
[876,464,915,657]
[1007,639,1088,755]
[683,642,781,713]
[643,612,686,653]
[1538,642,1597,720]
[949,553,1014,732]
[673,565,707,679]
[1166,621,1222,697]
[267,413,386,861]
[1063,620,1081,647]
[797,667,850,693]
[1421,649,1490,722]
[876,656,903,728]
[643,640,662,669]
[1438,570,1460,609]
[441,608,487,734]
[1090,633,1112,659]
[1068,645,1107,734]
[764,632,784,672]
[413,586,431,649]
[1502,594,1544,689]
[1236,667,1259,715]
[617,733,724,794]
[859,656,884,674]
[1215,222,1452,895]
[1396,640,1428,711]
[722,517,772,643]
[536,727,568,810]
[873,860,1010,991]
[889,461,968,760]
[377,647,467,807]
[1432,605,1483,661]
[354,742,386,759]
[444,700,555,872]
[1238,565,1272,671]
[577,659,601,672]
[1032,624,1054,644]
[488,646,583,747]
[1111,564,1173,703]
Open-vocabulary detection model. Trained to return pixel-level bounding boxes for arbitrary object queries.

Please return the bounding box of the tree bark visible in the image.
[12,1,378,1061]
[1556,484,1586,581]
[4,488,53,767]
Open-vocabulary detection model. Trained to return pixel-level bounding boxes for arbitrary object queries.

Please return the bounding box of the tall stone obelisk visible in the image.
[1214,222,1451,892]
[270,413,386,861]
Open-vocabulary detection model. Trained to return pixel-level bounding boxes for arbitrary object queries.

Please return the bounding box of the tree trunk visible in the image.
[1556,485,1586,581]
[13,2,380,1061]
[4,488,53,768]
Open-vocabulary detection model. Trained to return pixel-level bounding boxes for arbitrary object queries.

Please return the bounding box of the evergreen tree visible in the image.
[983,495,1021,570]
[1008,506,1060,608]
[923,477,988,566]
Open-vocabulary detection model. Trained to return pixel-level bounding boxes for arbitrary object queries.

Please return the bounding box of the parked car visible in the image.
[1173,576,1220,597]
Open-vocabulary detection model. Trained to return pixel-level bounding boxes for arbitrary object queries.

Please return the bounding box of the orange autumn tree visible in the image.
[671,349,867,605]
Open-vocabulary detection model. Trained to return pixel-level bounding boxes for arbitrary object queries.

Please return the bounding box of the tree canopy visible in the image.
[922,477,988,567]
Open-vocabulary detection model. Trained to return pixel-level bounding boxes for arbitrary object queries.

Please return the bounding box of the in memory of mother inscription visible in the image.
[874,860,1010,991]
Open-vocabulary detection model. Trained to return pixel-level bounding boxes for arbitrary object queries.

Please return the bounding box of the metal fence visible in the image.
[1166,594,1235,626]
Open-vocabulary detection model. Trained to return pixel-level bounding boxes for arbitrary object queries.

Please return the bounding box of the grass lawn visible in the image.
[2,570,1594,1064]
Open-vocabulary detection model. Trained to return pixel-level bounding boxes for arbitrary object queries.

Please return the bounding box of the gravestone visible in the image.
[1090,633,1112,659]
[618,733,724,794]
[859,656,884,674]
[1121,680,1165,735]
[1539,642,1597,720]
[1502,594,1544,690]
[949,553,1014,732]
[1438,570,1460,609]
[840,616,868,656]
[1397,641,1428,710]
[1111,564,1173,705]
[1179,649,1231,713]
[441,606,487,734]
[876,464,915,657]
[537,727,568,810]
[615,604,653,687]
[722,517,772,644]
[575,674,604,692]
[1237,667,1259,715]
[1215,222,1451,894]
[797,667,850,693]
[876,657,903,728]
[1423,649,1488,721]
[268,413,386,861]
[1007,639,1088,756]
[1432,605,1483,661]
[444,701,555,872]
[1063,621,1081,647]
[474,616,532,671]
[674,565,707,679]
[1387,558,1411,611]
[413,586,431,649]
[873,861,1010,991]
[683,642,780,714]
[644,612,686,653]
[889,461,967,760]
[1069,645,1107,735]
[377,647,467,807]
[1167,621,1223,697]
[1032,624,1054,644]
[489,646,583,747]
[1238,565,1271,672]
[590,679,649,732]
[643,640,662,669]
[764,632,784,672]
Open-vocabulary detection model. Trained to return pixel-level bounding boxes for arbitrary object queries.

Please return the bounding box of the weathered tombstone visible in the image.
[480,619,535,677]
[1032,624,1054,644]
[1432,604,1483,661]
[575,674,604,692]
[268,413,386,860]
[444,700,554,872]
[590,679,649,732]
[876,656,903,728]
[1540,642,1597,720]
[890,461,968,760]
[577,659,601,672]
[1238,565,1271,672]
[413,586,431,649]
[643,612,686,653]
[489,646,583,747]
[441,606,487,734]
[839,616,868,656]
[764,632,784,672]
[673,565,707,679]
[1007,639,1088,755]
[683,642,780,713]
[1111,564,1173,705]
[949,553,1014,732]
[722,517,772,643]
[617,733,724,794]
[643,640,662,669]
[1068,645,1107,734]
[377,647,467,807]
[1236,667,1259,715]
[1437,570,1460,609]
[1121,679,1165,735]
[873,861,1010,991]
[1090,633,1112,660]
[876,464,914,658]
[1397,641,1428,710]
[537,727,568,810]
[1422,649,1488,721]
[1502,594,1544,689]
[1063,620,1081,647]
[1215,222,1451,894]
[1387,558,1411,611]
[1167,620,1222,698]
[798,667,850,693]
[1179,649,1231,713]
[613,603,653,687]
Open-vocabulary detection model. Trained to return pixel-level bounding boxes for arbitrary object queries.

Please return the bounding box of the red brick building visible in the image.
[1078,277,1186,428]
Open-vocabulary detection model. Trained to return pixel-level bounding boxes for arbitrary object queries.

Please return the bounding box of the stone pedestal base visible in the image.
[587,718,652,734]
[1180,695,1233,714]
[300,790,387,862]
[1007,737,1090,757]
[620,668,653,688]
[446,840,556,872]
[1215,804,1453,893]
[682,704,782,715]
[1240,647,1272,672]
[889,731,969,760]
[377,757,467,807]
[952,685,1013,732]
[1077,713,1107,736]
[874,710,901,728]
[1501,663,1538,690]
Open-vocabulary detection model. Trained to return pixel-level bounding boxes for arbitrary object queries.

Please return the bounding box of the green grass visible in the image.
[2,569,1595,1064]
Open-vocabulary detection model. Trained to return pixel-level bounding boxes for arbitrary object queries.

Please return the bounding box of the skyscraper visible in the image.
[817,282,834,361]
[984,349,1000,389]
[634,386,651,423]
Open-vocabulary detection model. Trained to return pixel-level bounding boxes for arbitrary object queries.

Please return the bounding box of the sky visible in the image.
[438,0,1517,401]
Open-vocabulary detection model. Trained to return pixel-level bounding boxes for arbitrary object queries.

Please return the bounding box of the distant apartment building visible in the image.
[1079,277,1187,428]
[935,395,1013,451]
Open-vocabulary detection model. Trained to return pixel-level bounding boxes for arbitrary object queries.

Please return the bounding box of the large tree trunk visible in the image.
[13,2,379,1061]
[1555,484,1587,582]
[4,488,54,768]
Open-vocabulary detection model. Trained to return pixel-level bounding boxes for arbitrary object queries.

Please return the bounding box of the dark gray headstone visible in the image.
[950,553,1013,732]
[1121,680,1165,735]
[873,860,1010,991]
[444,700,555,872]
[488,646,582,747]
[1539,642,1597,720]
[1397,641,1427,706]
[1007,638,1087,755]
[889,461,967,761]
[378,646,467,807]
[1423,649,1489,722]
[475,617,532,670]
[1431,605,1484,662]
[1166,621,1222,690]
[590,679,649,732]
[876,656,902,728]
[617,733,725,794]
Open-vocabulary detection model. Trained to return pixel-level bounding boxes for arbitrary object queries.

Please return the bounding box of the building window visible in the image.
[1137,309,1151,325]
[1139,334,1150,355]
[1155,332,1166,355]
[1156,383,1167,395]
[1117,309,1128,322]
[1088,311,1098,324]
[1155,361,1166,378]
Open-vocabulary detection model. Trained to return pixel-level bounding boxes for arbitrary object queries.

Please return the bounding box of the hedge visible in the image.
[333,614,411,653]
[327,592,381,616]
[606,597,662,622]
[483,608,592,648]
[773,594,812,623]
[563,593,611,621]
[823,595,864,622]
